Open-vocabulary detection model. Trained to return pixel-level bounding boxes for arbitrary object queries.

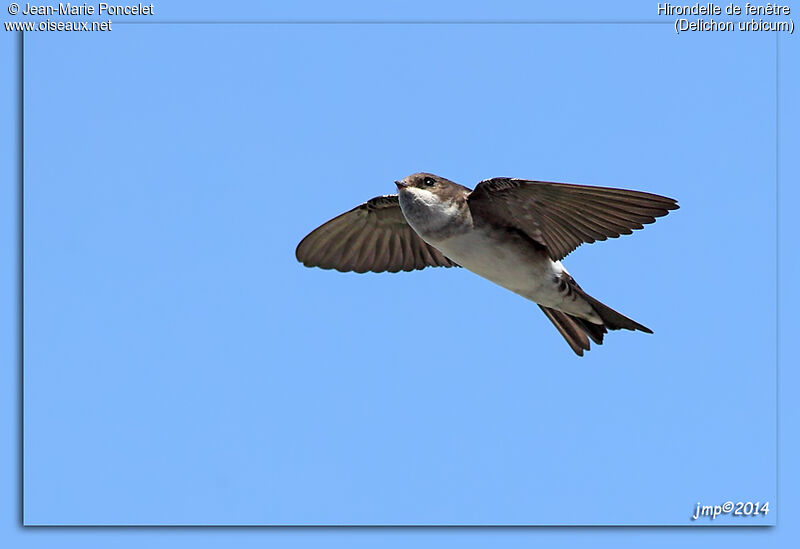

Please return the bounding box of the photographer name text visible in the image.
[19,2,153,15]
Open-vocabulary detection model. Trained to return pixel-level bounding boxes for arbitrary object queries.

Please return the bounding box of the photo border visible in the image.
[15,22,781,527]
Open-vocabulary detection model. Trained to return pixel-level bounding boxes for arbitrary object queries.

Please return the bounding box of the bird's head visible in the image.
[393,173,471,239]
[394,172,451,193]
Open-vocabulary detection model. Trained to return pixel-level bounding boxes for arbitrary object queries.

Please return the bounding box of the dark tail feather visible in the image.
[539,293,651,356]
[574,316,608,344]
[579,292,653,334]
[538,305,591,356]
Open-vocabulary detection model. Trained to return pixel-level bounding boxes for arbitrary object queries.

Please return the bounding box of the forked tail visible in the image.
[538,290,652,356]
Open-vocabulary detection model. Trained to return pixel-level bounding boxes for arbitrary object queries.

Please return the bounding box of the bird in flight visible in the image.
[296,173,678,356]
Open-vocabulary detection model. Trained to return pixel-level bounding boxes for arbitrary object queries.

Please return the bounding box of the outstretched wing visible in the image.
[296,195,459,273]
[468,178,678,261]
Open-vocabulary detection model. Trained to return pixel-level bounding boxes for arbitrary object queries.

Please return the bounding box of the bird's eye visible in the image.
[423,177,436,187]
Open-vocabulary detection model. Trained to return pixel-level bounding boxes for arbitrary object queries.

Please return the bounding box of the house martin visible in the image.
[296,173,678,355]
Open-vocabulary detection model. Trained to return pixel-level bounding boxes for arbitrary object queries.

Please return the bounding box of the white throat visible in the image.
[398,187,466,241]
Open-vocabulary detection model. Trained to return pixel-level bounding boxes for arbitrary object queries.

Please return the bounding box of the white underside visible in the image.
[429,230,598,319]
[398,185,599,320]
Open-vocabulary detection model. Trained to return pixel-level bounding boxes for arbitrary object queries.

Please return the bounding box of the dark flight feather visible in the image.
[296,195,459,273]
[468,178,679,261]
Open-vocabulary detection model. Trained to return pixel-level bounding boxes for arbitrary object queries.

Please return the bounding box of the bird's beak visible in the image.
[394,180,408,189]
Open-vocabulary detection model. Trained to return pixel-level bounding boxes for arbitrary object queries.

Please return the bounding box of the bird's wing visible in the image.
[467,178,679,261]
[296,194,459,273]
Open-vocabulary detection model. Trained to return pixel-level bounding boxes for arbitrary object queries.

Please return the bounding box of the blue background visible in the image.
[2,0,798,545]
[20,6,778,526]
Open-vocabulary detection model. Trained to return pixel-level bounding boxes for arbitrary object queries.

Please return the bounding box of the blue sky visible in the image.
[2,0,799,546]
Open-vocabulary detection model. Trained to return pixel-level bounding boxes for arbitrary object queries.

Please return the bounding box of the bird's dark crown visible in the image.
[396,172,472,197]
